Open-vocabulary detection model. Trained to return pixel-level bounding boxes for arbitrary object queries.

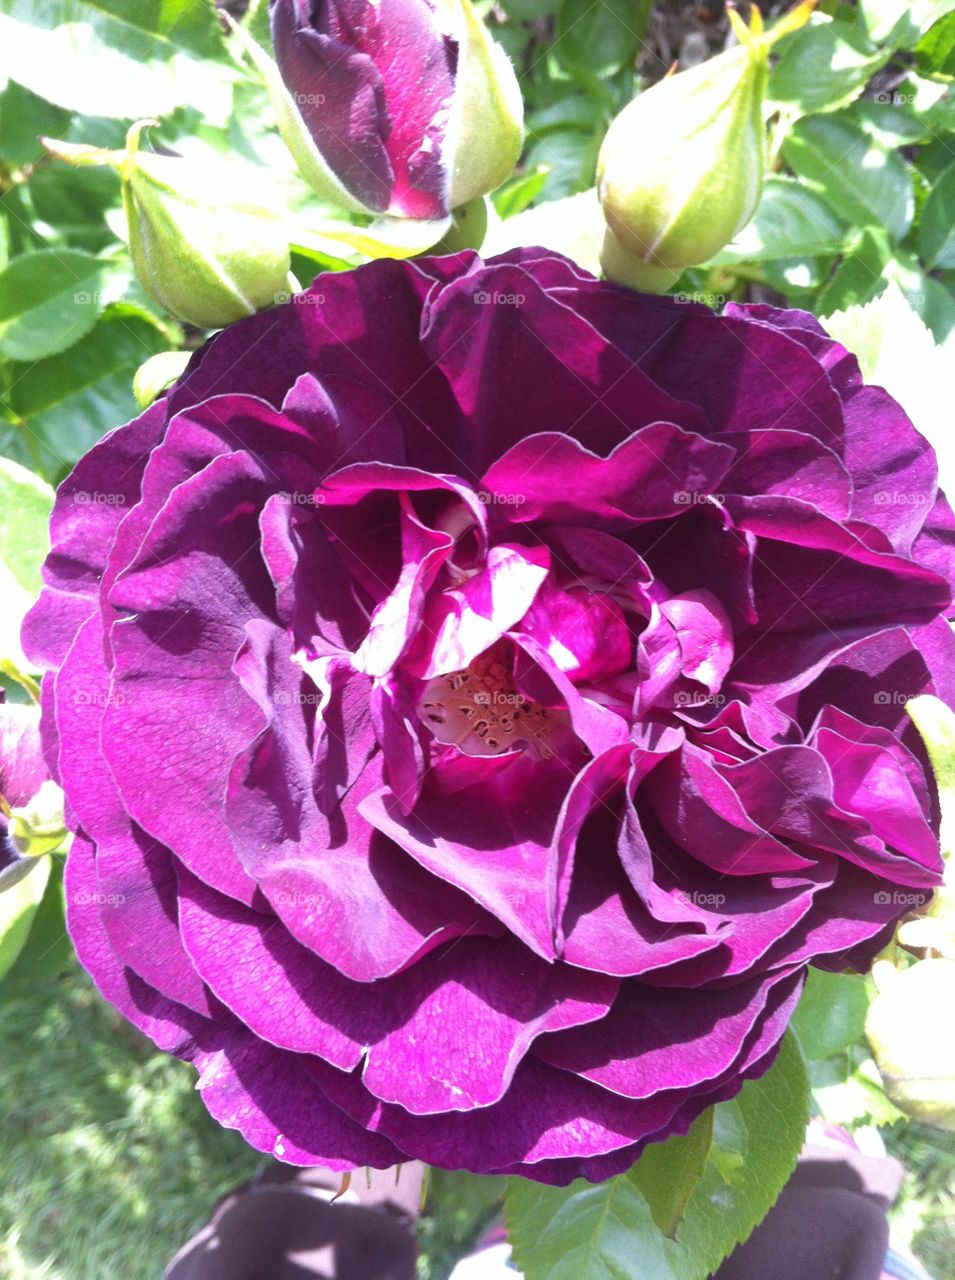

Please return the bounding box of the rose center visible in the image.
[418,647,567,761]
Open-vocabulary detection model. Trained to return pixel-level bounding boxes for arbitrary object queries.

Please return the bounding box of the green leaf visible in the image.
[791,969,871,1061]
[0,455,54,674]
[709,176,848,264]
[0,248,107,361]
[0,852,49,982]
[6,854,73,981]
[919,158,955,268]
[524,129,599,201]
[850,100,932,146]
[0,454,53,597]
[501,0,561,18]
[859,0,954,49]
[916,11,955,80]
[493,166,552,219]
[0,0,234,120]
[782,113,914,243]
[631,1110,713,1240]
[292,214,451,261]
[4,307,169,480]
[555,0,642,78]
[815,226,892,315]
[770,17,890,117]
[0,77,72,166]
[26,157,122,254]
[505,1033,809,1280]
[809,1047,905,1127]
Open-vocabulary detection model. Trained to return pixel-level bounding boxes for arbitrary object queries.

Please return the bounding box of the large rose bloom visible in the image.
[24,250,954,1184]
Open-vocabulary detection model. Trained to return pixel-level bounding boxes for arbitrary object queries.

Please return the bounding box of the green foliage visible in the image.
[0,964,261,1279]
[505,1034,809,1280]
[792,969,871,1063]
[491,0,955,342]
[417,1171,506,1280]
[0,854,49,980]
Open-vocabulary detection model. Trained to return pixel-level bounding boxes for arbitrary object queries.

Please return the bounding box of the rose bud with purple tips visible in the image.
[0,695,62,889]
[23,250,955,1184]
[265,0,523,221]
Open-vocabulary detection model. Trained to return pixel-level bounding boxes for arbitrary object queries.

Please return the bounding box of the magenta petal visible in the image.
[361,753,566,960]
[717,428,852,519]
[481,423,734,527]
[0,702,46,806]
[194,1028,408,1170]
[308,1053,702,1174]
[64,832,205,1057]
[415,543,550,679]
[533,969,799,1099]
[646,744,816,876]
[361,939,617,1113]
[519,579,632,683]
[22,401,165,670]
[228,725,493,980]
[53,615,212,1014]
[103,452,282,905]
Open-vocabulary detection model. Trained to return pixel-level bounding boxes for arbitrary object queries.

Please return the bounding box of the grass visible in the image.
[1,954,951,1280]
[886,1123,955,1280]
[0,962,261,1280]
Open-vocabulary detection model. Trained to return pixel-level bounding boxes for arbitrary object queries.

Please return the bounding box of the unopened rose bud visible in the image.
[254,0,522,222]
[44,126,292,329]
[597,1,814,292]
[431,195,489,253]
[866,959,955,1131]
[0,700,65,884]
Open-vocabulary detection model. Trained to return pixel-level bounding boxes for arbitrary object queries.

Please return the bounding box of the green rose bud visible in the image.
[44,126,292,330]
[431,197,490,254]
[596,1,814,292]
[8,779,68,860]
[866,959,955,1131]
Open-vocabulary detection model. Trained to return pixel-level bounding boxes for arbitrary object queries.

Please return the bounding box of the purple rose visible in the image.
[24,250,954,1185]
[269,0,523,219]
